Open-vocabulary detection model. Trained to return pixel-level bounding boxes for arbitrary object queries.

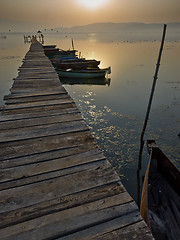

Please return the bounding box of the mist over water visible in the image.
[0,30,179,204]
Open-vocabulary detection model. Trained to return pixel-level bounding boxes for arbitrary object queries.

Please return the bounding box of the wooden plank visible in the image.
[0,198,136,240]
[9,87,64,94]
[0,150,105,183]
[22,58,51,61]
[19,67,54,70]
[1,102,76,115]
[13,76,59,81]
[0,144,99,170]
[0,182,125,229]
[93,220,154,240]
[13,79,59,83]
[59,215,153,240]
[0,108,79,122]
[17,66,57,70]
[10,86,62,92]
[0,120,89,143]
[14,79,58,83]
[1,103,76,115]
[15,73,58,79]
[15,75,58,80]
[20,63,52,66]
[21,62,52,65]
[17,71,56,76]
[4,94,69,104]
[0,131,96,160]
[21,62,52,64]
[0,112,82,130]
[19,66,55,70]
[0,161,120,213]
[4,90,67,100]
[18,68,56,72]
[0,158,108,190]
[13,78,59,86]
[12,82,60,87]
[12,82,61,88]
[2,99,74,110]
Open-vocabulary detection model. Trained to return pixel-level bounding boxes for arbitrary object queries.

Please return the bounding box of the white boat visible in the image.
[57,67,111,79]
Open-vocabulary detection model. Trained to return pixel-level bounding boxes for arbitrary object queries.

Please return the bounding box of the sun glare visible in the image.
[78,0,108,10]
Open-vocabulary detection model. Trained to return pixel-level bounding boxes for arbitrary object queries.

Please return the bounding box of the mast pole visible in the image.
[140,24,167,147]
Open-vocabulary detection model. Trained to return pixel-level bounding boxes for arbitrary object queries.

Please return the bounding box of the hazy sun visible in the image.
[78,0,108,10]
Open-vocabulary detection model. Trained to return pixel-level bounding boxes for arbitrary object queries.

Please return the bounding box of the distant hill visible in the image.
[53,22,180,33]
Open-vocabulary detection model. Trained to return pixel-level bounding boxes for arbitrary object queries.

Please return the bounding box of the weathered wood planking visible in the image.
[0,39,154,239]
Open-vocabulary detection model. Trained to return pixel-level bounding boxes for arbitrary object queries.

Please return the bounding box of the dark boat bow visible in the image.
[140,140,180,240]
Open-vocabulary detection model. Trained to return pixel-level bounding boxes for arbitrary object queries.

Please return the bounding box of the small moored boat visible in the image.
[43,45,56,49]
[57,67,111,79]
[47,50,78,59]
[140,140,180,240]
[54,59,100,70]
[44,47,60,55]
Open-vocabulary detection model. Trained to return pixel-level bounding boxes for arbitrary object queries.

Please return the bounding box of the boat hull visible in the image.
[57,69,108,79]
[140,140,180,240]
[55,60,100,70]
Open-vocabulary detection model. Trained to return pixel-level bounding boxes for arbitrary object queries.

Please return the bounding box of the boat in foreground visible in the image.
[57,67,111,79]
[140,140,180,240]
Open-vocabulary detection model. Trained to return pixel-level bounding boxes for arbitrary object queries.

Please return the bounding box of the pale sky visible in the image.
[0,0,180,31]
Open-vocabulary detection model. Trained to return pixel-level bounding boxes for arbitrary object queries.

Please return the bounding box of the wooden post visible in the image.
[139,24,167,154]
[72,38,74,50]
[137,25,167,207]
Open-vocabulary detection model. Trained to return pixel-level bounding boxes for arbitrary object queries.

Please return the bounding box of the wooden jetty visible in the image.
[0,39,154,239]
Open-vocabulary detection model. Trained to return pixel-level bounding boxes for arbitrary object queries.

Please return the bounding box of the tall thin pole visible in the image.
[72,38,74,50]
[140,24,167,148]
[137,24,167,208]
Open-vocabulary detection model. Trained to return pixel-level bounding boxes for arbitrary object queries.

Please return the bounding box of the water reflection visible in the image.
[59,77,111,86]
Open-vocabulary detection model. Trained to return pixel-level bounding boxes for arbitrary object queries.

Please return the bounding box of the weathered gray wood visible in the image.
[17,71,57,76]
[13,79,59,83]
[14,75,59,80]
[12,82,61,88]
[0,112,82,130]
[0,182,125,229]
[0,131,96,160]
[2,99,74,110]
[0,158,109,191]
[4,93,69,104]
[0,120,89,143]
[15,74,58,80]
[0,108,79,122]
[0,194,135,239]
[0,150,105,183]
[1,102,76,115]
[4,90,67,100]
[0,161,119,213]
[12,83,61,89]
[19,66,54,70]
[0,144,99,169]
[59,216,153,240]
[9,87,64,94]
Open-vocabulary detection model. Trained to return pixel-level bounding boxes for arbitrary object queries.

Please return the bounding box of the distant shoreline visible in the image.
[1,21,180,34]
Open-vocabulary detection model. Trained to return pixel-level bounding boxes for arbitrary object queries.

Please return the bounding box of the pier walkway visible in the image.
[0,40,153,239]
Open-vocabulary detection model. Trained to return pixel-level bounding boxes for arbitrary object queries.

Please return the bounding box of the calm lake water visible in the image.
[0,30,179,205]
